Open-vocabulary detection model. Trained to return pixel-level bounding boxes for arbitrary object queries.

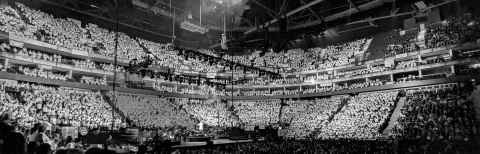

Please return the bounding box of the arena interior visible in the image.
[1,0,480,153]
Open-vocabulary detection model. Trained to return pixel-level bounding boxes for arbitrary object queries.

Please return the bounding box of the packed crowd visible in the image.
[318,90,399,139]
[0,41,128,74]
[227,50,456,97]
[17,65,69,81]
[0,2,229,75]
[0,3,240,98]
[280,96,348,138]
[227,79,387,97]
[137,39,224,73]
[2,2,479,101]
[13,45,63,64]
[426,15,480,49]
[222,16,478,96]
[177,98,240,128]
[225,38,372,73]
[175,139,394,154]
[113,93,196,129]
[1,114,135,154]
[384,29,419,57]
[336,79,386,90]
[1,82,477,153]
[151,78,223,96]
[0,43,223,96]
[79,76,107,86]
[391,83,478,153]
[0,2,479,154]
[232,99,282,128]
[0,80,124,130]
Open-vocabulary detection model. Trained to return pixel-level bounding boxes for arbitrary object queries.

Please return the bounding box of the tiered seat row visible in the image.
[0,41,223,96]
[0,2,227,74]
[318,91,399,139]
[0,80,124,130]
[280,95,348,138]
[2,2,480,100]
[225,38,371,73]
[232,99,282,128]
[426,16,480,49]
[176,98,240,128]
[113,93,196,129]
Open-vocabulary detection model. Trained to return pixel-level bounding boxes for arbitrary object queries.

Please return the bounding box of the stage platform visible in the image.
[172,138,262,148]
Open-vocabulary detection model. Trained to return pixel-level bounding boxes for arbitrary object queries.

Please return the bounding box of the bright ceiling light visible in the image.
[211,0,244,6]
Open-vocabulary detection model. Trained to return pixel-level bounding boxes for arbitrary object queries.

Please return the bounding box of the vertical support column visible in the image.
[417,54,423,79]
[3,59,9,71]
[456,0,463,17]
[38,66,43,78]
[103,75,108,86]
[390,74,394,82]
[68,70,73,79]
[450,65,455,74]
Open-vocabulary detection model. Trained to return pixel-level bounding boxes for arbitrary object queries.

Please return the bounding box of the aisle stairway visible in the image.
[382,97,407,135]
[310,97,351,137]
[365,31,391,59]
[100,91,132,125]
[326,97,350,123]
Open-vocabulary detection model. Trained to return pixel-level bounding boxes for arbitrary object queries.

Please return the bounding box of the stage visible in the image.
[172,138,263,148]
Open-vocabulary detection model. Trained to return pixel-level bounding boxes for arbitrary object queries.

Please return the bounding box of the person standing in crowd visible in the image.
[35,143,51,154]
[1,113,26,154]
[0,114,9,153]
[26,123,51,154]
[27,123,41,154]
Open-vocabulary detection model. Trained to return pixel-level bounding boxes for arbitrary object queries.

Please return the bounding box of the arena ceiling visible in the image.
[21,0,457,52]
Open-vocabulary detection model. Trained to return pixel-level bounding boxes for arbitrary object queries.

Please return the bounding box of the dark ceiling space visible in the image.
[16,0,470,54]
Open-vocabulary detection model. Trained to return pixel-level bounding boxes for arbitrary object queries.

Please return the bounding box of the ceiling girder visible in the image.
[289,0,391,30]
[300,0,322,20]
[279,0,288,14]
[251,0,277,19]
[244,0,326,34]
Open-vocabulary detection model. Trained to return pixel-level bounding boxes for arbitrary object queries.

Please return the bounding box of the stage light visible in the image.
[468,21,477,26]
[181,21,208,34]
[211,0,244,6]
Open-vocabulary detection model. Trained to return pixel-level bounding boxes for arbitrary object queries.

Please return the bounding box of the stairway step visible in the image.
[382,97,407,135]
